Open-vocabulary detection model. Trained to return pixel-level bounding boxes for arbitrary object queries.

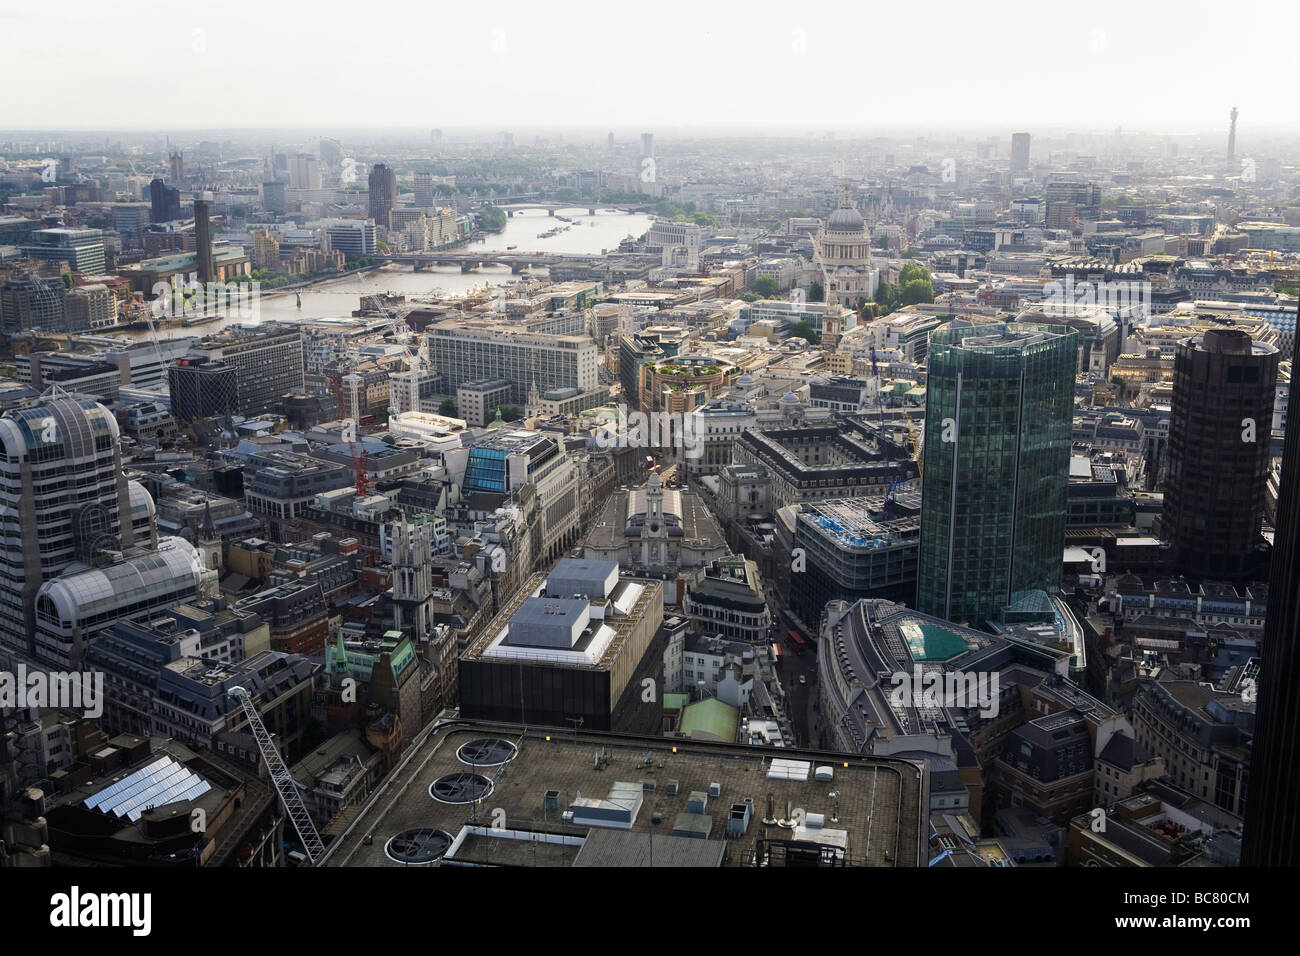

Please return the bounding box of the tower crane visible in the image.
[228,686,325,865]
[328,371,371,498]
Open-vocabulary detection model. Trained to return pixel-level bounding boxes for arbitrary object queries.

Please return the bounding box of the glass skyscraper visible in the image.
[917,321,1077,627]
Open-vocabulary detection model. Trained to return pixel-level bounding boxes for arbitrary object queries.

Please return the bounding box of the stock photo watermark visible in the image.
[151,277,261,321]
[0,665,103,719]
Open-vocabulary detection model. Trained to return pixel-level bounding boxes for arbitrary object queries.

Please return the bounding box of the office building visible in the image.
[458,558,665,733]
[681,556,771,644]
[734,424,915,510]
[0,398,148,658]
[289,153,322,189]
[1244,333,1300,865]
[456,378,513,427]
[368,163,397,230]
[112,203,151,240]
[168,357,239,424]
[315,218,376,260]
[918,322,1077,627]
[413,172,434,207]
[0,274,66,334]
[19,227,106,275]
[193,195,215,283]
[33,537,209,668]
[149,177,183,223]
[426,318,599,406]
[1010,132,1031,173]
[1163,329,1278,580]
[182,327,304,416]
[262,180,286,215]
[783,496,919,628]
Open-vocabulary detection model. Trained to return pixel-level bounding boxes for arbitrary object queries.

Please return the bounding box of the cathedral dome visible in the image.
[826,204,865,232]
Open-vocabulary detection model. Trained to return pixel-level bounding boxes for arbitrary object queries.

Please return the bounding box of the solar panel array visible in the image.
[83,755,212,822]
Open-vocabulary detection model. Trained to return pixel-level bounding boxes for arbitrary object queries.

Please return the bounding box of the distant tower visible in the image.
[641,132,654,157]
[193,194,214,284]
[1010,132,1030,174]
[368,163,397,231]
[1228,106,1239,164]
[169,151,184,183]
[607,131,615,149]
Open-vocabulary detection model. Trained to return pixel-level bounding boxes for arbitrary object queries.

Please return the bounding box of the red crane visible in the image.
[328,373,371,498]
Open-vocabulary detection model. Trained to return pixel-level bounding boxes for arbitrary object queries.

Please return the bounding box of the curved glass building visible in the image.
[917,321,1077,628]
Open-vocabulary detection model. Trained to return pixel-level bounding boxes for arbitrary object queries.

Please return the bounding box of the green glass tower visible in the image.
[918,321,1077,627]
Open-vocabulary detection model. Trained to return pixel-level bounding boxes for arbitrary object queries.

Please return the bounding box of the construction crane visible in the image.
[328,372,371,498]
[228,686,325,865]
[904,408,923,480]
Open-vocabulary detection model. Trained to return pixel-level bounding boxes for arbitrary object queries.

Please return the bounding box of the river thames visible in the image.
[123,206,653,343]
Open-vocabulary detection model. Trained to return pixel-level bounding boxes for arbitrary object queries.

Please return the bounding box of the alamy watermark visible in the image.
[595,404,704,459]
[1041,275,1150,319]
[1,665,103,719]
[888,665,1000,718]
[151,276,261,321]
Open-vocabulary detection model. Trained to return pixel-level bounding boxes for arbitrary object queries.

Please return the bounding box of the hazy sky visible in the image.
[1,0,1291,133]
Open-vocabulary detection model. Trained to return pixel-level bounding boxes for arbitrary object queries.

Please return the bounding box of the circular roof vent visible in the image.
[457,737,518,767]
[430,772,494,804]
[384,828,452,865]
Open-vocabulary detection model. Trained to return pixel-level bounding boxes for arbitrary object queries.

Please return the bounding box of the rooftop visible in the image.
[325,723,924,867]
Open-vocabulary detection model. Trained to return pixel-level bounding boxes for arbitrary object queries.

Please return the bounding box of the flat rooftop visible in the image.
[325,723,924,867]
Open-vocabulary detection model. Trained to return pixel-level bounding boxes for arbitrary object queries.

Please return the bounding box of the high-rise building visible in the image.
[368,163,397,230]
[181,327,304,416]
[262,180,286,215]
[193,195,214,284]
[289,153,321,189]
[1228,106,1239,164]
[168,357,239,424]
[0,398,145,657]
[1243,329,1300,866]
[917,322,1077,627]
[413,172,433,208]
[149,177,183,223]
[19,227,106,275]
[314,218,376,260]
[1011,132,1031,173]
[169,151,184,184]
[1163,329,1278,580]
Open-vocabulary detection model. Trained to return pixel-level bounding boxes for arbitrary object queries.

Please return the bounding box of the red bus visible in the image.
[787,629,808,654]
[771,643,783,669]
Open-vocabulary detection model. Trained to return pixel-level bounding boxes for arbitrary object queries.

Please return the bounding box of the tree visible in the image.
[477,205,507,232]
[497,405,522,421]
[789,320,818,345]
[375,240,390,254]
[899,277,934,307]
[809,281,825,303]
[753,275,779,298]
[439,398,458,417]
